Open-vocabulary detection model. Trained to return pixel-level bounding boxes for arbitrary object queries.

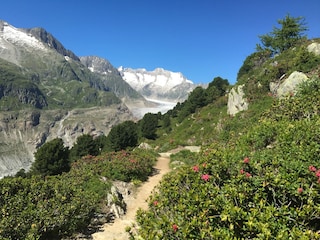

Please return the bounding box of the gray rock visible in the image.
[307,42,320,56]
[106,185,126,219]
[138,142,152,150]
[274,71,308,97]
[227,85,248,116]
[0,105,133,178]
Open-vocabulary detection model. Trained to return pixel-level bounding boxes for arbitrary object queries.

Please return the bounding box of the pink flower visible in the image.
[297,187,303,194]
[316,170,320,178]
[240,169,245,174]
[153,201,158,206]
[243,157,250,164]
[245,172,252,178]
[309,165,317,172]
[201,174,210,181]
[192,165,199,172]
[172,224,178,232]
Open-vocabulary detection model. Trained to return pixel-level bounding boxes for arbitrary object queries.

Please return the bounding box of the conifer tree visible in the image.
[257,14,308,55]
[32,138,70,176]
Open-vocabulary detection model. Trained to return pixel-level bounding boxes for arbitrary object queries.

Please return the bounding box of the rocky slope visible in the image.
[0,20,136,177]
[0,105,132,178]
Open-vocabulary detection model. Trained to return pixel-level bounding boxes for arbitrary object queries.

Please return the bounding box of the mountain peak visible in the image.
[118,67,196,102]
[80,56,116,75]
[26,27,79,61]
[0,21,48,52]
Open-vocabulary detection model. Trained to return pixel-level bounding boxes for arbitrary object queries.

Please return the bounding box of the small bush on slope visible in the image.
[135,78,320,239]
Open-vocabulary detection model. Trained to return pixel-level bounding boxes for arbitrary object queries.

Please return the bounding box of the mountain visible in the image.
[118,67,197,103]
[0,20,135,177]
[79,56,153,109]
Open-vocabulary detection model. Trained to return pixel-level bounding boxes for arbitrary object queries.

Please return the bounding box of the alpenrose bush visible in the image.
[136,149,320,239]
[135,119,320,239]
[0,172,106,240]
[0,149,157,239]
[72,149,157,182]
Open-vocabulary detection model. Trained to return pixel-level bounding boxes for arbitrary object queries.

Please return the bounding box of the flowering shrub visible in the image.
[73,149,156,182]
[0,149,157,239]
[0,172,105,239]
[135,85,320,239]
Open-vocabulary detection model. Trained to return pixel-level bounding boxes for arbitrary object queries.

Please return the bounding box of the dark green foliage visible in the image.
[14,169,28,178]
[94,134,108,151]
[70,134,100,161]
[167,78,230,124]
[162,114,172,132]
[257,14,308,55]
[293,47,320,72]
[176,87,207,122]
[0,168,109,239]
[106,120,138,151]
[77,149,157,182]
[206,76,229,103]
[237,50,272,81]
[31,138,70,176]
[188,86,208,108]
[139,113,159,139]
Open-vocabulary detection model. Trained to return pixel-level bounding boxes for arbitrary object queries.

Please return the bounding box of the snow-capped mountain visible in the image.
[118,67,197,103]
[0,20,79,65]
[0,20,135,177]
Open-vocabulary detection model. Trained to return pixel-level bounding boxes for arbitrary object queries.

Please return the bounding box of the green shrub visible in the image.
[170,150,198,168]
[0,173,107,240]
[135,80,320,239]
[73,149,157,182]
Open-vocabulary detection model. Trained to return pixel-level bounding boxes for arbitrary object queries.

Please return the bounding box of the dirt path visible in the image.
[92,153,171,240]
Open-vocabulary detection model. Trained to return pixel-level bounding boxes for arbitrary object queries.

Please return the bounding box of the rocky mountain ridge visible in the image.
[118,66,197,103]
[0,21,137,177]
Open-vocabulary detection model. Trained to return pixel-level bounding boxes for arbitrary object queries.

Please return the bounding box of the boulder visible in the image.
[273,71,308,97]
[106,186,126,219]
[307,42,320,56]
[227,85,248,116]
[138,142,152,150]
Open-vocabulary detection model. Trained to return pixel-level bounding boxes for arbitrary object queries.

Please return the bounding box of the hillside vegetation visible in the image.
[131,15,320,239]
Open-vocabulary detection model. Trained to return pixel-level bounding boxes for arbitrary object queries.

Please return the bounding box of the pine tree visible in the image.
[257,14,308,55]
[106,121,138,151]
[31,138,70,176]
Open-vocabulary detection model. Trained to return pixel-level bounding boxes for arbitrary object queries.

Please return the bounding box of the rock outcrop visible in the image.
[307,42,320,56]
[227,84,248,116]
[0,105,133,178]
[270,71,309,97]
[26,27,80,61]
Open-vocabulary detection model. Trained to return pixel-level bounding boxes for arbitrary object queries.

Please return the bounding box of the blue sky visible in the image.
[1,0,319,84]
